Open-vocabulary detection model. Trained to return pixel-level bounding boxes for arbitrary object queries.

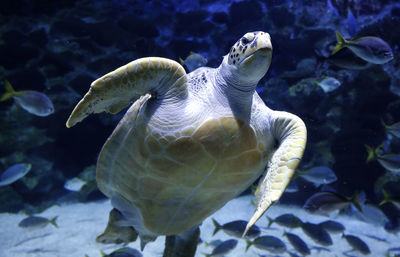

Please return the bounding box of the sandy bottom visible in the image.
[0,195,399,257]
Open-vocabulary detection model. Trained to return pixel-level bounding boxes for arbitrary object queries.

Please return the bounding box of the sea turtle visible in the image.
[66,31,306,254]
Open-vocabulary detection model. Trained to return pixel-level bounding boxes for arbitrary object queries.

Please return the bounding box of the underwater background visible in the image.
[1,0,400,256]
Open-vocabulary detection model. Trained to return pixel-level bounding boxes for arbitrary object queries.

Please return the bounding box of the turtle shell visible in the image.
[97,97,267,236]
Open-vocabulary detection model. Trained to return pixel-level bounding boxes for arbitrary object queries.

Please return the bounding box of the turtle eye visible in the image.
[241,37,250,45]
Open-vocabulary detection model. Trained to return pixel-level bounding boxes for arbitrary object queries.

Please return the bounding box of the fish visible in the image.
[296,166,337,187]
[246,235,286,253]
[351,203,389,226]
[342,234,371,255]
[381,119,400,138]
[301,222,332,246]
[267,213,303,229]
[96,209,138,245]
[204,239,237,257]
[331,31,393,64]
[318,220,345,234]
[18,216,58,230]
[285,179,299,193]
[346,8,358,37]
[380,190,400,209]
[204,239,223,248]
[1,80,54,117]
[365,144,400,173]
[283,231,310,256]
[315,77,341,93]
[100,247,143,257]
[179,52,208,72]
[315,48,371,70]
[0,163,31,186]
[303,191,362,215]
[63,177,87,192]
[211,218,260,238]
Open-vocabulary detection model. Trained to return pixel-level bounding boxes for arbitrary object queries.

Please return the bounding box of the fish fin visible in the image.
[331,30,346,55]
[266,216,274,228]
[379,190,391,206]
[99,250,106,257]
[211,218,220,236]
[364,144,376,163]
[189,51,196,55]
[179,57,185,65]
[245,239,252,251]
[350,192,363,213]
[49,216,58,228]
[0,80,16,101]
[380,117,388,129]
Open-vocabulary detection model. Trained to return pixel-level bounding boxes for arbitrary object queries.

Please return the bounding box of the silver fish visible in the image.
[267,213,303,229]
[303,191,362,215]
[246,235,286,253]
[100,247,143,257]
[301,222,332,246]
[205,239,237,257]
[318,220,345,234]
[332,31,393,64]
[18,216,58,230]
[342,234,370,255]
[0,163,31,186]
[366,145,400,173]
[284,231,310,256]
[212,218,260,238]
[297,166,337,187]
[63,177,87,192]
[179,52,208,72]
[316,77,341,93]
[1,80,54,117]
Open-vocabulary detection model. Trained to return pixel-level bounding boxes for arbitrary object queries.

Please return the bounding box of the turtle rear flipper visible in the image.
[66,57,187,128]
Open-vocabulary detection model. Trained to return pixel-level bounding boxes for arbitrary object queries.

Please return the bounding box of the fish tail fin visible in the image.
[350,192,363,213]
[0,80,16,101]
[266,216,274,228]
[380,117,388,129]
[99,250,106,257]
[331,30,346,55]
[379,190,391,206]
[49,216,58,228]
[245,239,252,252]
[179,57,185,65]
[364,144,376,163]
[211,218,220,236]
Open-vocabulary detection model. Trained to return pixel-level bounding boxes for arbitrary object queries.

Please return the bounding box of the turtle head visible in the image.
[221,31,272,88]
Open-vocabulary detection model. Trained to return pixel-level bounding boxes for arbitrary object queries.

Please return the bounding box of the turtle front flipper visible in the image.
[66,57,187,128]
[243,111,307,236]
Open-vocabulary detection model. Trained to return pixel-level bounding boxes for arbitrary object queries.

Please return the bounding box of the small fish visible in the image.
[284,231,310,256]
[179,52,208,72]
[303,191,362,215]
[381,119,400,139]
[318,220,345,234]
[96,209,138,245]
[342,234,371,255]
[205,239,237,257]
[18,216,58,230]
[246,235,286,253]
[365,144,400,173]
[285,179,299,193]
[267,213,303,229]
[331,31,393,64]
[380,190,400,209]
[100,247,143,257]
[352,203,389,226]
[63,177,87,192]
[0,163,31,186]
[315,77,341,93]
[346,8,358,37]
[212,218,260,238]
[1,80,54,117]
[296,166,337,187]
[301,222,332,246]
[315,48,371,70]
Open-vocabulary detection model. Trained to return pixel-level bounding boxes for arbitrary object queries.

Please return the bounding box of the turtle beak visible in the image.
[240,33,272,68]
